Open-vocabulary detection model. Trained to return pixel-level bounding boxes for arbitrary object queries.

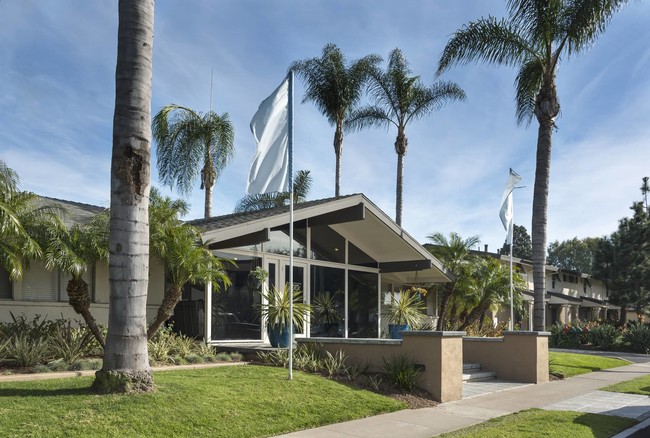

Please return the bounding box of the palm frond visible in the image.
[515,58,544,126]
[234,193,288,213]
[406,81,467,124]
[437,16,541,76]
[345,106,393,132]
[560,0,629,58]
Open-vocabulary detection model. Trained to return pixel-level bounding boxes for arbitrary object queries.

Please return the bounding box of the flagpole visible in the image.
[288,70,294,381]
[509,203,514,331]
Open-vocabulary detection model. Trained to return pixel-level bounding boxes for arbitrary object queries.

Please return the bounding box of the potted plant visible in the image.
[247,266,268,292]
[312,291,342,336]
[383,289,426,339]
[258,283,311,348]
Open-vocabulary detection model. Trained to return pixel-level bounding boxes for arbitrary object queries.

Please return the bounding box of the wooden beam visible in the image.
[308,203,365,227]
[379,259,433,273]
[208,228,269,250]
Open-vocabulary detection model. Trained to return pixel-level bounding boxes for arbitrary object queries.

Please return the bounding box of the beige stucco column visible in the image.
[401,331,465,402]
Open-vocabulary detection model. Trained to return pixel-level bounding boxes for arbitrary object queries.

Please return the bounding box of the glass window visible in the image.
[310,225,345,263]
[310,266,345,337]
[348,242,377,268]
[266,222,306,257]
[348,270,378,338]
[211,255,263,341]
[0,266,11,299]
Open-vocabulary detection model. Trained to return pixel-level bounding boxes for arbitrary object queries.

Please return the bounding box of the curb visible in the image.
[612,417,650,438]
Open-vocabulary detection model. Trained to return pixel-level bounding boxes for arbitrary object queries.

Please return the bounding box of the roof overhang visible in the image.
[197,194,452,283]
[547,291,582,305]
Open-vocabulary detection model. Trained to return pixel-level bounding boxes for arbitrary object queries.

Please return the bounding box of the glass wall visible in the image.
[311,225,345,263]
[348,270,378,338]
[211,253,262,341]
[310,266,345,337]
[266,222,307,257]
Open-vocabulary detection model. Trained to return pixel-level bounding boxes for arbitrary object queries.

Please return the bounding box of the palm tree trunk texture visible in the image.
[394,130,407,226]
[435,284,454,330]
[531,79,559,332]
[202,148,216,218]
[334,121,343,197]
[93,0,154,394]
[67,277,105,347]
[459,300,490,331]
[147,285,183,339]
[531,116,554,331]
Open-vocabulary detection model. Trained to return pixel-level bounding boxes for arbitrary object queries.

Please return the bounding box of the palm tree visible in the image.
[458,257,525,331]
[44,211,109,347]
[234,170,312,213]
[427,232,480,330]
[347,48,466,225]
[641,176,649,211]
[93,0,155,394]
[152,104,235,219]
[147,189,231,338]
[291,44,381,197]
[437,0,630,330]
[0,161,42,280]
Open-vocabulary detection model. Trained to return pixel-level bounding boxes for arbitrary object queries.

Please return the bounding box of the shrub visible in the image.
[588,324,620,350]
[185,354,204,364]
[169,334,195,358]
[47,359,69,372]
[5,333,50,367]
[215,352,233,362]
[48,322,95,364]
[382,354,422,391]
[293,344,324,373]
[323,350,347,377]
[256,349,289,367]
[229,352,243,362]
[193,342,216,357]
[73,358,102,371]
[623,323,650,353]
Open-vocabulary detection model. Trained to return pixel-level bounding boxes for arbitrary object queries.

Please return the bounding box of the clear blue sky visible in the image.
[1,1,649,251]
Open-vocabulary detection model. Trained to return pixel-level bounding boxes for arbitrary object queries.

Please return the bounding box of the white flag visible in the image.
[247,77,290,194]
[499,168,521,241]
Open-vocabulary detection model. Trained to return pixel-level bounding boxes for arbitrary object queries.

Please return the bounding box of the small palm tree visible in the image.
[152,104,235,218]
[347,48,466,225]
[427,232,480,330]
[234,170,312,213]
[147,189,231,339]
[437,0,631,330]
[291,44,381,197]
[44,211,109,347]
[0,160,61,280]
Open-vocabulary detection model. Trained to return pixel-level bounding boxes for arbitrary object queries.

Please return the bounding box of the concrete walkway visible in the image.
[277,360,650,438]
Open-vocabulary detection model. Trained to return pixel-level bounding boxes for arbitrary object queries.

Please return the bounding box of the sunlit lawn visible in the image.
[438,408,637,438]
[549,352,630,378]
[603,374,650,396]
[0,365,405,438]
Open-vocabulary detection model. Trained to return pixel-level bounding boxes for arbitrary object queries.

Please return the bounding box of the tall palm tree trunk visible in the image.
[202,149,215,218]
[93,0,154,394]
[395,130,407,226]
[396,153,404,226]
[334,121,343,197]
[531,79,558,331]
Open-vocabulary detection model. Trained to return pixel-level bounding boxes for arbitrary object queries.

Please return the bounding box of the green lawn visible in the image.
[0,365,405,438]
[603,374,650,395]
[549,352,630,378]
[438,408,637,438]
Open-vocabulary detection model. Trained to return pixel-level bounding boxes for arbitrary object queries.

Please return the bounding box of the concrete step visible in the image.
[463,363,481,371]
[463,369,497,382]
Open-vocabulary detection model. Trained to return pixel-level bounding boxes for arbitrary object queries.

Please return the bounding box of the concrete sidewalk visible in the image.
[277,361,650,438]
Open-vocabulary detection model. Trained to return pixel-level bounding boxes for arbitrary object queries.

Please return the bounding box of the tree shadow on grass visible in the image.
[572,412,638,438]
[0,387,92,397]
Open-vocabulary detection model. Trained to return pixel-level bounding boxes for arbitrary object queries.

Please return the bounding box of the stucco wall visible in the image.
[299,331,465,402]
[463,331,550,383]
[1,256,167,326]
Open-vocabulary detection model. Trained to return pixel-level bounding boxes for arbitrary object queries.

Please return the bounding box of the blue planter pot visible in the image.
[267,324,291,348]
[388,324,409,339]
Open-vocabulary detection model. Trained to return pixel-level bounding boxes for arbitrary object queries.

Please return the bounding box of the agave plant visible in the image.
[257,284,311,329]
[382,290,426,327]
[312,291,343,324]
